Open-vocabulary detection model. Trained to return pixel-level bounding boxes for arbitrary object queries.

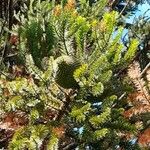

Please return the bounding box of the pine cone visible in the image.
[53,55,80,89]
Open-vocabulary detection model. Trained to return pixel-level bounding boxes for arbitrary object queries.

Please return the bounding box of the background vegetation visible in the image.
[0,0,150,149]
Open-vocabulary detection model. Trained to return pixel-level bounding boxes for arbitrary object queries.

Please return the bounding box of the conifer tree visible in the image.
[0,0,142,149]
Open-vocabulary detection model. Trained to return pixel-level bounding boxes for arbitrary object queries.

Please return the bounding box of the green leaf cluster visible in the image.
[0,0,140,149]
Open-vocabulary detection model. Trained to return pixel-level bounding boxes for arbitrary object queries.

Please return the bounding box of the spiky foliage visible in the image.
[13,0,56,68]
[123,61,150,148]
[127,13,150,69]
[0,0,141,149]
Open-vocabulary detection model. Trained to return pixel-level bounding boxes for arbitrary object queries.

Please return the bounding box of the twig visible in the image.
[118,92,127,100]
[55,91,72,121]
[118,1,130,17]
[0,42,7,66]
[140,62,150,77]
[63,142,78,150]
